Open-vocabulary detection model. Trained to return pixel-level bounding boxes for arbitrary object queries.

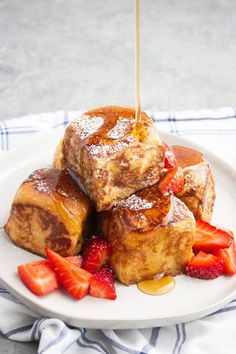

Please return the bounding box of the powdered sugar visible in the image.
[34,180,51,194]
[171,196,194,222]
[118,194,154,211]
[25,170,51,194]
[85,135,135,158]
[71,115,104,139]
[107,117,135,140]
[25,169,54,194]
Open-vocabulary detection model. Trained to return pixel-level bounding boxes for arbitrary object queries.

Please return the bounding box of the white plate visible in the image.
[0,130,236,329]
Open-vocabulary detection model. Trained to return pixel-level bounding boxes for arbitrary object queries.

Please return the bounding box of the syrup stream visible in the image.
[135,0,141,123]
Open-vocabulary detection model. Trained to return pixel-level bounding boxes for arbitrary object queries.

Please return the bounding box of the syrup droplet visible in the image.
[137,276,175,295]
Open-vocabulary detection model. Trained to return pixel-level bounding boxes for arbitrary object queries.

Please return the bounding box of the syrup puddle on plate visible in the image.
[137,276,176,295]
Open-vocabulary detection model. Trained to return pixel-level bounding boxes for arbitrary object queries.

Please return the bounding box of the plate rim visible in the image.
[0,129,236,328]
[1,266,236,329]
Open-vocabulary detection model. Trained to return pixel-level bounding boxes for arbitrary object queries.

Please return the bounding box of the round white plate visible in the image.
[0,130,236,329]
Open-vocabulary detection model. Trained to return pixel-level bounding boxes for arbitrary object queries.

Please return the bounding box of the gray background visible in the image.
[1,0,236,122]
[0,0,235,352]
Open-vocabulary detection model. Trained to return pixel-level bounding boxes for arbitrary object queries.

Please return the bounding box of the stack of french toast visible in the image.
[4,106,216,285]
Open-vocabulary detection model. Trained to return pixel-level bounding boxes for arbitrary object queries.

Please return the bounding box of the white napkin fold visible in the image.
[0,108,236,354]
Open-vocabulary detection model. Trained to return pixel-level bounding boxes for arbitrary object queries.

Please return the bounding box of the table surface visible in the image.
[1,0,236,352]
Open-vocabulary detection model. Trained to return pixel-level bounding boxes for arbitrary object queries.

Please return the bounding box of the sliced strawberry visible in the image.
[185,251,224,279]
[163,143,177,169]
[213,239,236,275]
[193,220,234,253]
[82,237,111,273]
[66,255,83,268]
[18,260,59,296]
[18,256,83,296]
[46,248,92,300]
[158,166,184,195]
[90,266,116,300]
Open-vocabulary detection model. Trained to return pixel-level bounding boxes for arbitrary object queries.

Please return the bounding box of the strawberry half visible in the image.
[163,143,177,169]
[82,237,111,273]
[66,255,83,268]
[213,239,236,275]
[193,220,234,253]
[158,166,184,195]
[185,251,224,279]
[17,255,83,296]
[18,260,59,296]
[46,248,92,300]
[90,266,116,300]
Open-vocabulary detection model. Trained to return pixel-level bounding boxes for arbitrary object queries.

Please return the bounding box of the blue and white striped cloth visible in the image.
[0,107,236,354]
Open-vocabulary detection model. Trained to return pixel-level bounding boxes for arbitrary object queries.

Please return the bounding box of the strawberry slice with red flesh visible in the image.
[193,220,234,253]
[185,251,224,279]
[18,255,83,296]
[18,260,59,296]
[82,237,111,273]
[66,255,82,268]
[213,239,236,275]
[90,266,116,300]
[46,248,92,300]
[158,166,184,195]
[163,143,177,169]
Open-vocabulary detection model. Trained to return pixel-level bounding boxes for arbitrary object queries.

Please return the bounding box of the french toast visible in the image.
[54,106,165,211]
[4,168,93,257]
[97,184,195,285]
[173,145,215,222]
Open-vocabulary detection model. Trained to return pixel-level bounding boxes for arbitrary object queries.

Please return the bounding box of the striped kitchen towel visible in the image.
[1,106,235,165]
[0,107,236,354]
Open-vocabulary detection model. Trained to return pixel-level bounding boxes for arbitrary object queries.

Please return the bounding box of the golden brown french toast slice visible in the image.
[173,145,215,222]
[4,168,93,257]
[54,106,165,211]
[97,184,195,285]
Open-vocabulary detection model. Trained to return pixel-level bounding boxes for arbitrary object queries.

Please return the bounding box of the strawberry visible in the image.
[163,143,177,169]
[17,255,83,296]
[158,166,184,195]
[213,239,236,275]
[185,251,224,279]
[46,248,92,300]
[90,266,116,300]
[82,237,111,273]
[18,260,59,296]
[66,255,83,268]
[193,220,234,253]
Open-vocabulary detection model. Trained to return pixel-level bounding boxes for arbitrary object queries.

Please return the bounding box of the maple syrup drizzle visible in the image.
[135,0,141,123]
[137,276,176,296]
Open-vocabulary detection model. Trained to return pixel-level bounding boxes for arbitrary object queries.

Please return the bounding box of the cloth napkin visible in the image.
[0,107,236,354]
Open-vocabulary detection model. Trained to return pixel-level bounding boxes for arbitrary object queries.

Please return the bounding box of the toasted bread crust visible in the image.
[55,106,165,211]
[4,168,93,257]
[98,185,195,285]
[173,145,215,222]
